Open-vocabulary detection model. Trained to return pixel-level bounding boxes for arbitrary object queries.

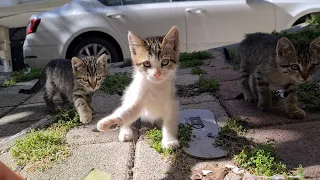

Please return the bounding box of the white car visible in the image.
[23,0,320,68]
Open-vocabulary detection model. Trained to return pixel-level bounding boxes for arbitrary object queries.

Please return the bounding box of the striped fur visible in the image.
[19,54,108,123]
[239,33,320,119]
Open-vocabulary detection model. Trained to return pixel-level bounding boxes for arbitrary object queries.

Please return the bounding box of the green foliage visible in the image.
[179,51,212,62]
[306,13,320,27]
[298,81,320,112]
[191,67,206,75]
[233,144,287,177]
[145,123,193,155]
[1,68,41,87]
[273,28,320,43]
[102,72,132,95]
[10,108,80,171]
[195,77,220,93]
[180,59,204,68]
[1,79,16,87]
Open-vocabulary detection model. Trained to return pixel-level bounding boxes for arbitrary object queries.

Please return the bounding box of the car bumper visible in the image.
[23,45,62,69]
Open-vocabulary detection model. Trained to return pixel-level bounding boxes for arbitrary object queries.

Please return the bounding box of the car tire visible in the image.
[69,37,121,63]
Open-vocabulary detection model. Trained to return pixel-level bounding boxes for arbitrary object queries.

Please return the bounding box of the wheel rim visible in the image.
[78,43,112,62]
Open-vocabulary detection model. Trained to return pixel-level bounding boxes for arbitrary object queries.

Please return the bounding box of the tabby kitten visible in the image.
[97,26,180,149]
[239,32,320,119]
[19,54,108,123]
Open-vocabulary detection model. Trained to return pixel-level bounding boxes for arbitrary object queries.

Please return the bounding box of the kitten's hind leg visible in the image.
[251,73,258,101]
[240,68,255,102]
[44,83,58,113]
[255,70,271,112]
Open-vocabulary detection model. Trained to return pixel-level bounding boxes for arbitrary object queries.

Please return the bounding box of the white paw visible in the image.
[96,116,123,132]
[119,128,133,142]
[161,139,180,149]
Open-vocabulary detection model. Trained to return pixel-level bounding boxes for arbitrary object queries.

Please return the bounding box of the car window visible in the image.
[98,0,170,6]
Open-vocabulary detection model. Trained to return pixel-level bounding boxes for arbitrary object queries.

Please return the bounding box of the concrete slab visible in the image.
[221,99,306,128]
[0,84,34,108]
[201,58,233,71]
[66,114,138,145]
[177,68,192,75]
[0,103,48,125]
[180,101,229,127]
[21,142,134,180]
[0,121,33,145]
[0,106,13,118]
[109,66,133,75]
[178,93,216,105]
[203,68,240,82]
[246,121,320,179]
[217,80,241,100]
[176,74,200,86]
[0,152,19,170]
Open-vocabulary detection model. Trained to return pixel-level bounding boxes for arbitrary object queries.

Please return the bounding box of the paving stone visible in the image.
[66,114,138,145]
[176,74,200,86]
[109,66,133,75]
[0,121,34,145]
[21,142,133,180]
[0,107,13,118]
[217,80,241,100]
[0,80,37,108]
[178,93,216,105]
[177,68,192,75]
[246,121,320,179]
[92,91,121,114]
[0,152,19,170]
[203,68,240,82]
[180,100,229,127]
[222,99,320,128]
[201,58,233,71]
[0,103,48,125]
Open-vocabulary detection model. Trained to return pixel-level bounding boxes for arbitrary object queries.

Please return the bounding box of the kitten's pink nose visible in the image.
[153,71,161,79]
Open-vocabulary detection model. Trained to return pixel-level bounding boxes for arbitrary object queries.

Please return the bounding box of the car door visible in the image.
[92,0,187,52]
[179,0,275,52]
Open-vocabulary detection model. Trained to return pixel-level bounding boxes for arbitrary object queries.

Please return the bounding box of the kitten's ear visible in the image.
[310,36,320,55]
[162,26,179,50]
[276,37,295,57]
[97,54,108,69]
[128,31,144,54]
[71,57,83,71]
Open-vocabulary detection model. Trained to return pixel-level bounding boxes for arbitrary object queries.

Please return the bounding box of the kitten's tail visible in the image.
[18,69,46,94]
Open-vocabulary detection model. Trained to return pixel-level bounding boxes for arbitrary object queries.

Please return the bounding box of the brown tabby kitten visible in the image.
[19,54,108,123]
[239,32,320,119]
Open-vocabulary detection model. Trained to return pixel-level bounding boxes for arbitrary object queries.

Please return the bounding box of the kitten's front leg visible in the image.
[85,94,95,114]
[73,94,92,124]
[283,83,305,119]
[162,101,180,149]
[255,70,272,112]
[97,103,142,142]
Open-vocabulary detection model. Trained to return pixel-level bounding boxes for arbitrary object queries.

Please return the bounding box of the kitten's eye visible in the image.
[96,76,101,80]
[291,64,299,70]
[143,61,151,68]
[161,59,169,66]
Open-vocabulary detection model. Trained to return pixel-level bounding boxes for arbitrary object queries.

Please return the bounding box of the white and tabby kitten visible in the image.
[97,26,180,149]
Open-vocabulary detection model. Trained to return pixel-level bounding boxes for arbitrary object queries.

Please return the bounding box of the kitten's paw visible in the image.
[258,101,271,112]
[119,128,133,142]
[288,108,305,119]
[162,139,180,149]
[96,117,123,132]
[80,113,93,124]
[244,93,256,103]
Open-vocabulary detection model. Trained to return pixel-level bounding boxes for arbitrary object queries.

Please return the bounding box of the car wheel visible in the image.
[70,37,121,63]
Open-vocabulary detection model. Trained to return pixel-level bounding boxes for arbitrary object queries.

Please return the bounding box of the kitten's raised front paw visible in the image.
[96,117,123,132]
[161,139,180,149]
[119,128,133,142]
[80,113,93,124]
[288,108,305,119]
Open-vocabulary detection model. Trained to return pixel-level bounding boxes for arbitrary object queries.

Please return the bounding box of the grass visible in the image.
[195,77,220,93]
[191,67,206,75]
[10,108,81,171]
[179,51,212,69]
[1,68,41,87]
[298,81,320,112]
[145,123,193,156]
[102,72,132,95]
[306,13,320,28]
[180,59,204,68]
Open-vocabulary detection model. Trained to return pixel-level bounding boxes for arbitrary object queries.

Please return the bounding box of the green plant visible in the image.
[12,68,41,83]
[145,123,193,155]
[273,28,320,43]
[233,143,287,177]
[195,77,220,93]
[306,13,320,27]
[191,67,206,75]
[180,59,204,68]
[1,79,17,87]
[102,72,132,95]
[10,108,80,171]
[298,81,320,112]
[179,51,212,62]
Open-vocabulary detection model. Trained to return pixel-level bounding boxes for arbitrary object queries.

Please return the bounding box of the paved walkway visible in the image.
[0,49,319,180]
